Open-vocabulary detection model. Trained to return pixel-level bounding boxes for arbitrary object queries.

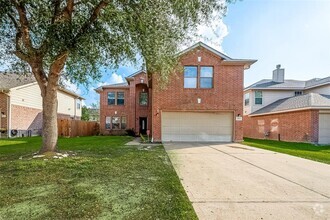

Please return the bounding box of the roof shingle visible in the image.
[251,93,330,115]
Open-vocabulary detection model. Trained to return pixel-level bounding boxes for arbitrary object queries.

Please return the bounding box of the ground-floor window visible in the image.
[105,116,127,130]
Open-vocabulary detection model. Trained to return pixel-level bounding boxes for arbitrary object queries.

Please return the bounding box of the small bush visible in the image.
[125,128,136,137]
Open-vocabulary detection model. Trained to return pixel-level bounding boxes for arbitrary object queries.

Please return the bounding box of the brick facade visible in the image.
[151,47,245,142]
[98,44,252,142]
[0,93,9,130]
[99,72,151,135]
[10,104,74,131]
[243,110,319,143]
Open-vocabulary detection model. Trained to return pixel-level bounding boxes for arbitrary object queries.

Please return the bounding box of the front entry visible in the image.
[139,117,147,134]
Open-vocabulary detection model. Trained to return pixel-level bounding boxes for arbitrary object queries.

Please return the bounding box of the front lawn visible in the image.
[0,136,197,219]
[243,138,330,164]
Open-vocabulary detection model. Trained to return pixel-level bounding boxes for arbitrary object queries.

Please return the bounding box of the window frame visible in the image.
[107,92,116,105]
[105,116,127,130]
[107,91,125,106]
[184,66,198,88]
[139,92,148,106]
[199,66,214,89]
[294,91,303,96]
[255,91,263,105]
[105,116,111,129]
[244,93,250,106]
[117,92,125,105]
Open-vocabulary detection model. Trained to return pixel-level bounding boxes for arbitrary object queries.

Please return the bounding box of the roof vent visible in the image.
[272,64,285,83]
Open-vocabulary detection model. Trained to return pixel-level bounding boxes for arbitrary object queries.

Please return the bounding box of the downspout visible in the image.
[74,98,76,119]
[7,94,11,138]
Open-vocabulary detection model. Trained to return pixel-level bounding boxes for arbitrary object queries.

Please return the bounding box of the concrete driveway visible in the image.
[164,142,330,220]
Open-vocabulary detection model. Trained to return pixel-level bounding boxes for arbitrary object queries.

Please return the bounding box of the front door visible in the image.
[139,117,147,135]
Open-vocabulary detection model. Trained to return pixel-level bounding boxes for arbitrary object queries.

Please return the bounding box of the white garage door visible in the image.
[319,113,330,145]
[161,112,233,142]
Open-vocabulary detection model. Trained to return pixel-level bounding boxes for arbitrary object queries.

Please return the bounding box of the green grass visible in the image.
[243,138,330,164]
[0,136,197,220]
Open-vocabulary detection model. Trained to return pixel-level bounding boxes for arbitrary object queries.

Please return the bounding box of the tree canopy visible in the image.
[0,0,229,84]
[0,0,230,152]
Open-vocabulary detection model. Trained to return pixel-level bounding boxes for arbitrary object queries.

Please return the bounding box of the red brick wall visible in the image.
[0,93,9,130]
[11,104,42,130]
[98,72,152,135]
[11,104,74,131]
[152,47,245,142]
[243,110,319,143]
[99,87,131,135]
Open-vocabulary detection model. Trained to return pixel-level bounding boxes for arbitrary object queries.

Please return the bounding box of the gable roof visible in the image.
[251,93,330,116]
[178,42,257,69]
[94,81,129,92]
[0,73,84,99]
[0,73,36,90]
[245,76,330,91]
[126,70,146,78]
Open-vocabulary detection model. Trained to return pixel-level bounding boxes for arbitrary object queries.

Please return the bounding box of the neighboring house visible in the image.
[96,42,256,142]
[87,108,100,122]
[243,65,330,144]
[0,73,84,137]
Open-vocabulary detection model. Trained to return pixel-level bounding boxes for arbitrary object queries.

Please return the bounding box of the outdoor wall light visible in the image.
[115,111,117,115]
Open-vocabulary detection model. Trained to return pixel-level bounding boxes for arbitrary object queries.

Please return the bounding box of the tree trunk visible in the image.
[39,87,58,153]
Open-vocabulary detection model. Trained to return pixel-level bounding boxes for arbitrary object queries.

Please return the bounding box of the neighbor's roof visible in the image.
[0,73,35,90]
[0,73,84,99]
[245,76,330,91]
[251,93,330,116]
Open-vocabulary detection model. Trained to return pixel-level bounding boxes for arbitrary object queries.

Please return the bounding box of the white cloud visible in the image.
[97,72,124,87]
[62,79,82,95]
[184,10,229,53]
[196,19,229,52]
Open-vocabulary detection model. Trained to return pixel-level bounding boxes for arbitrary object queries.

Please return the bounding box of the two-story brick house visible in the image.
[243,65,330,144]
[96,42,256,142]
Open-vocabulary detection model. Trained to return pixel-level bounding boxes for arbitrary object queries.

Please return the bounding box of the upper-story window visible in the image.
[139,92,148,106]
[200,67,213,88]
[255,91,262,105]
[184,66,198,88]
[184,66,214,88]
[77,102,81,109]
[117,92,125,105]
[294,91,303,96]
[108,92,125,105]
[108,92,116,105]
[244,93,250,106]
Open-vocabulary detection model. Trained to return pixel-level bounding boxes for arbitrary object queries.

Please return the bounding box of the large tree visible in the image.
[0,0,229,153]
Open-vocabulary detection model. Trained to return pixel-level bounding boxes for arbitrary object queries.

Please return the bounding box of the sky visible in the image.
[70,0,330,106]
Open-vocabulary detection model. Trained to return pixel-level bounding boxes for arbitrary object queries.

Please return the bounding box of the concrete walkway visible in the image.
[164,142,330,220]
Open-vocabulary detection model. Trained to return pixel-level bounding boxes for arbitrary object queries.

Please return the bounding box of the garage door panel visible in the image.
[161,112,233,142]
[319,113,330,145]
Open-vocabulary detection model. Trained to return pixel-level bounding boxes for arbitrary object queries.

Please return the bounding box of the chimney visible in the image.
[272,64,285,83]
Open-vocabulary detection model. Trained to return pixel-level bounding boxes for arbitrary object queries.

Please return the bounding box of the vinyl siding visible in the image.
[305,85,330,95]
[9,83,81,117]
[250,90,295,113]
[10,83,42,109]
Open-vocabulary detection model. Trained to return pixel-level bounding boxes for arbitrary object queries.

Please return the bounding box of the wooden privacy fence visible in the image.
[58,119,99,137]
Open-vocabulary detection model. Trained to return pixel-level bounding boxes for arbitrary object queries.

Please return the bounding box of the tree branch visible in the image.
[51,0,62,24]
[71,1,109,48]
[11,0,34,51]
[7,13,19,29]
